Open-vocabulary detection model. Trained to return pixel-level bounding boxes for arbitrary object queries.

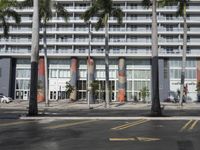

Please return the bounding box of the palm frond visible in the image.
[54,2,69,22]
[95,16,104,30]
[176,1,184,16]
[1,16,9,38]
[40,0,52,22]
[81,3,99,22]
[0,0,21,38]
[95,12,107,30]
[142,0,152,8]
[17,0,33,8]
[158,0,177,7]
[4,8,21,24]
[100,0,112,13]
[111,8,123,24]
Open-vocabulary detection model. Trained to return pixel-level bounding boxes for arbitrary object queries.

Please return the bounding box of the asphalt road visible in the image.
[0,119,199,150]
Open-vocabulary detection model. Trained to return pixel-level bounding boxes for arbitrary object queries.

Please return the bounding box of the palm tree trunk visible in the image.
[151,0,161,116]
[105,14,110,108]
[180,3,187,106]
[43,19,49,107]
[28,0,39,116]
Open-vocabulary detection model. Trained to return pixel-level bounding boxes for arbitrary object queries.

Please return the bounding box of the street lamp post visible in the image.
[87,21,92,109]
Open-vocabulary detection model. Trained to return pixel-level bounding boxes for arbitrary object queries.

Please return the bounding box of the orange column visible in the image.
[117,57,126,103]
[37,57,45,102]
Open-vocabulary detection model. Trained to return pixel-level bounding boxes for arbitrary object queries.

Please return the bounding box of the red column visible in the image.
[117,57,126,103]
[37,57,45,102]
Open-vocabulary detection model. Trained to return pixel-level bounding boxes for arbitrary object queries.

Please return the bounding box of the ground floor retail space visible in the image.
[0,57,199,102]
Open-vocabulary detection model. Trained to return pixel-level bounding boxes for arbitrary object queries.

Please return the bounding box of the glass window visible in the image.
[134,60,150,66]
[170,69,181,79]
[59,69,70,78]
[186,69,196,79]
[16,69,30,78]
[50,69,57,78]
[126,81,132,91]
[134,81,150,91]
[127,70,132,79]
[79,70,86,78]
[16,59,30,64]
[186,60,196,67]
[134,70,150,79]
[109,70,116,79]
[16,79,30,89]
[96,70,105,79]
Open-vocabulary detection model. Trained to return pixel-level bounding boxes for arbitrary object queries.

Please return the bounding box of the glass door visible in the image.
[77,80,87,100]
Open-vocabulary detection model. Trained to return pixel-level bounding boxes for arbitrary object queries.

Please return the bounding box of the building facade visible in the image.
[0,0,200,102]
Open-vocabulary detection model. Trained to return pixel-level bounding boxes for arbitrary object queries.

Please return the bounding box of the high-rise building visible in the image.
[0,0,199,102]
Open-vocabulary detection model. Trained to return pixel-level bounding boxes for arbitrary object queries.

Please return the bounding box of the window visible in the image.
[166,14,173,20]
[166,47,173,53]
[50,69,57,78]
[134,70,150,79]
[16,69,31,78]
[96,70,105,79]
[127,70,133,79]
[166,25,173,31]
[134,81,150,91]
[79,70,87,78]
[164,61,168,79]
[59,69,70,78]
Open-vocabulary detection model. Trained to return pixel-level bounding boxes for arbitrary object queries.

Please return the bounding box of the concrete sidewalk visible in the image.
[1,99,200,110]
[0,100,200,119]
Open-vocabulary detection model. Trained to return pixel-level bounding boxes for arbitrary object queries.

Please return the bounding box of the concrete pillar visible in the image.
[197,59,200,81]
[0,58,12,97]
[159,58,170,101]
[117,57,126,103]
[37,57,45,102]
[70,57,78,101]
[87,57,95,103]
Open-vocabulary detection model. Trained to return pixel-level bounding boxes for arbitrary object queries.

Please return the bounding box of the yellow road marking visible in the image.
[111,119,150,130]
[180,120,199,131]
[0,121,35,127]
[136,137,160,142]
[118,120,149,130]
[46,120,97,129]
[109,138,136,141]
[180,120,193,131]
[109,137,160,142]
[111,119,144,130]
[189,120,198,130]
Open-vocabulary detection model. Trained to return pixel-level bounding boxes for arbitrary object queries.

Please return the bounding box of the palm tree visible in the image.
[19,0,68,106]
[0,0,21,38]
[158,0,189,106]
[28,0,39,116]
[81,0,123,108]
[142,0,161,116]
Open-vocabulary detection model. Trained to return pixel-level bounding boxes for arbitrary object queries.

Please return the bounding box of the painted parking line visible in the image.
[180,120,199,131]
[189,120,198,130]
[111,119,150,130]
[45,120,97,129]
[109,137,160,142]
[0,121,35,127]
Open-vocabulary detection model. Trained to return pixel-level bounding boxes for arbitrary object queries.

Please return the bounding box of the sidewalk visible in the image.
[0,100,200,118]
[1,99,200,110]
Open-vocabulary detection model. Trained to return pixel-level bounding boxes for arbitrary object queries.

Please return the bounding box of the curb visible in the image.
[19,116,200,120]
